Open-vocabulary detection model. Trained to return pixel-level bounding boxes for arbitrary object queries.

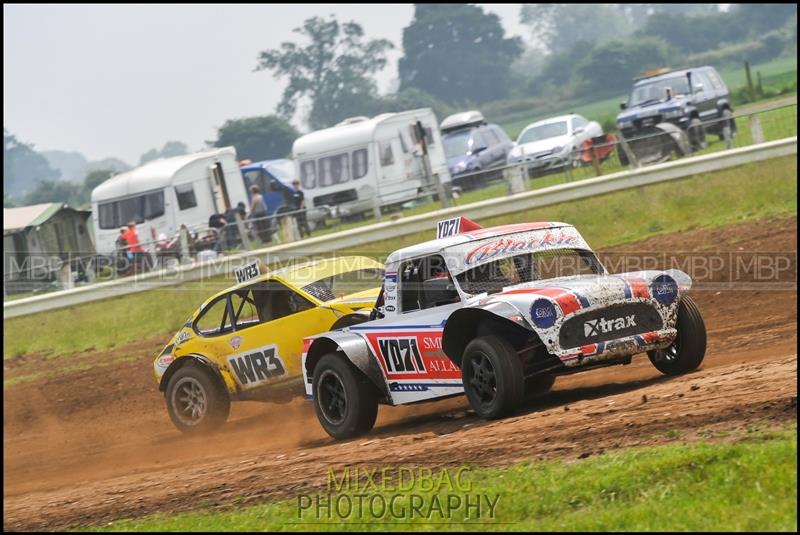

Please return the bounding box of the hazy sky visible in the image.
[3,4,527,165]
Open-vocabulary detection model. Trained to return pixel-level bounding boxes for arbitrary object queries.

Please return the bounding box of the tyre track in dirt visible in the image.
[3,216,797,531]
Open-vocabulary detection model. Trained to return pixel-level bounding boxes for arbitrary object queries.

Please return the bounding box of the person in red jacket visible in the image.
[123,221,147,272]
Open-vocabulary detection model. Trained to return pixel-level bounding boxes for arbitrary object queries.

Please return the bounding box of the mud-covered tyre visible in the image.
[166,363,230,434]
[312,353,378,440]
[688,117,706,152]
[461,336,524,419]
[525,374,556,396]
[648,295,707,376]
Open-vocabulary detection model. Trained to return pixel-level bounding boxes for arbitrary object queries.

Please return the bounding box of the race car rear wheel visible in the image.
[166,364,230,434]
[312,353,378,440]
[648,296,707,376]
[461,336,524,420]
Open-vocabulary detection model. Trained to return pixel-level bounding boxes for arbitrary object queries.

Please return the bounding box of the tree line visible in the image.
[5,4,796,207]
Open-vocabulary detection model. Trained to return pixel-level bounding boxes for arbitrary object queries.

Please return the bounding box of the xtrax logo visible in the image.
[584,315,636,337]
[227,345,286,388]
[377,337,426,374]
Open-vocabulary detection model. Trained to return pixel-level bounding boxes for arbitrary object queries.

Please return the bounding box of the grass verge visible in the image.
[3,155,796,363]
[89,424,797,531]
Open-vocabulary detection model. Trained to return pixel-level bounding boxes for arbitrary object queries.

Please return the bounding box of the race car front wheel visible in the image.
[166,363,230,434]
[461,336,525,420]
[312,354,378,440]
[647,295,707,376]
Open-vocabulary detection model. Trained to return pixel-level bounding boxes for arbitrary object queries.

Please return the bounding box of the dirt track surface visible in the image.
[4,216,797,531]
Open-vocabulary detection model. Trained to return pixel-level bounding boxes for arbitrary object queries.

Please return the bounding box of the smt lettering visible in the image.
[227,345,286,387]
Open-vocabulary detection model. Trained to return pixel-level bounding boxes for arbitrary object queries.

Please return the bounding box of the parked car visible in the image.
[616,66,736,165]
[153,256,384,433]
[507,114,604,176]
[440,111,514,191]
[301,216,705,439]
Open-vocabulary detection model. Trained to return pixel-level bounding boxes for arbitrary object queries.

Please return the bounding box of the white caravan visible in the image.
[90,147,247,254]
[292,108,451,217]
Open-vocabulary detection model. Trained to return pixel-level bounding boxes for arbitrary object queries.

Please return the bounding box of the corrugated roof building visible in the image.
[3,202,94,293]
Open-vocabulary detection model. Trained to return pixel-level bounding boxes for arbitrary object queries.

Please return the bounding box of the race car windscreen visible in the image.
[301,267,385,302]
[455,248,603,296]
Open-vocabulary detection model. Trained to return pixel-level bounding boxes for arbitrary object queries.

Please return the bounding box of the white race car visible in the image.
[302,216,706,439]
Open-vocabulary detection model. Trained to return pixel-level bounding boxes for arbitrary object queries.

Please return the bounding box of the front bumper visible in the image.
[555,328,676,367]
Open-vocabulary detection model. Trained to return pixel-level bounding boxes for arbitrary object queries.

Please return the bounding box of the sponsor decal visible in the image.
[385,272,398,283]
[228,335,243,350]
[464,229,580,266]
[227,345,287,388]
[385,284,397,293]
[584,315,636,337]
[156,354,175,368]
[651,274,678,305]
[176,330,191,345]
[377,337,426,374]
[385,305,396,312]
[530,298,557,329]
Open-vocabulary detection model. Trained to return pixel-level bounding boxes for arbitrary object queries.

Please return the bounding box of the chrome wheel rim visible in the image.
[172,377,207,426]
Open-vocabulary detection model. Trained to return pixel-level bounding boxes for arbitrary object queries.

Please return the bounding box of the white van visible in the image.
[90,147,247,254]
[292,108,451,217]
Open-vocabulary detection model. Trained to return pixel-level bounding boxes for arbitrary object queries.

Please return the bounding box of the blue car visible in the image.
[440,111,513,191]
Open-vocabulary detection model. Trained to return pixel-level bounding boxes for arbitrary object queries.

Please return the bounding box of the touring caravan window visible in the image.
[352,148,368,179]
[98,202,117,229]
[300,161,317,189]
[97,190,166,229]
[318,153,350,186]
[144,191,165,219]
[175,184,197,210]
[379,141,394,166]
[398,132,409,153]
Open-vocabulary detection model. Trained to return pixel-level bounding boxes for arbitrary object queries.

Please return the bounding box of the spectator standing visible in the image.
[122,221,147,272]
[208,212,227,252]
[115,226,130,275]
[223,202,246,248]
[290,179,311,238]
[248,185,271,243]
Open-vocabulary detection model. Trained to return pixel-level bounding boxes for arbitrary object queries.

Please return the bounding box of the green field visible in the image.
[494,56,798,140]
[88,424,797,532]
[3,154,796,366]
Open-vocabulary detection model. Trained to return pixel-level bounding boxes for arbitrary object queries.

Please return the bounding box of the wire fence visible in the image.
[3,102,797,299]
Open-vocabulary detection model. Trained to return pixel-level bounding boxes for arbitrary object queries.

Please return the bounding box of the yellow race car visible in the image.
[153,256,384,433]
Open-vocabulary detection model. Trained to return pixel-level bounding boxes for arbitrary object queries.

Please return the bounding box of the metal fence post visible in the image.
[234,213,252,251]
[504,163,526,195]
[590,146,602,176]
[179,225,191,263]
[372,196,383,222]
[749,114,764,145]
